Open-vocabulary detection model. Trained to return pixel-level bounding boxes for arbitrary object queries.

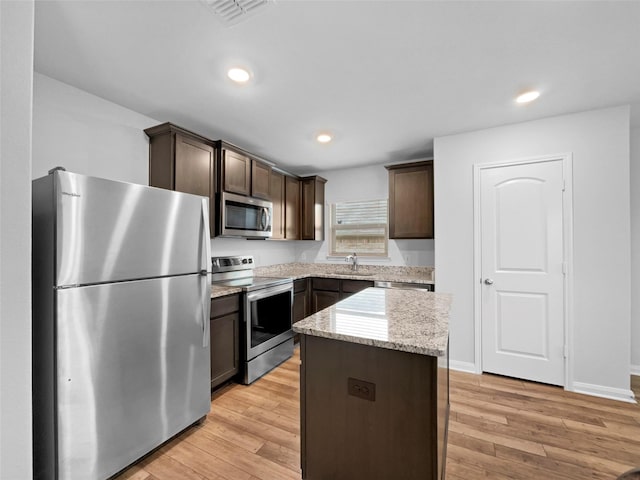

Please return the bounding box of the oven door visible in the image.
[221,191,272,238]
[245,282,293,360]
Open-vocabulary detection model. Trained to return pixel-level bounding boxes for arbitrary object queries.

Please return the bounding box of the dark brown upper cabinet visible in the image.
[285,175,301,240]
[217,142,271,200]
[145,122,216,237]
[221,148,251,196]
[270,170,285,240]
[301,176,327,241]
[251,159,271,200]
[386,161,434,239]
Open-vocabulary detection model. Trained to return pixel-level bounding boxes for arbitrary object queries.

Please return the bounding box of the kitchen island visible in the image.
[293,287,451,480]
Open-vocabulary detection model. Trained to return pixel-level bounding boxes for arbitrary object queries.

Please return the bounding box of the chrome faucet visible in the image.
[345,252,358,272]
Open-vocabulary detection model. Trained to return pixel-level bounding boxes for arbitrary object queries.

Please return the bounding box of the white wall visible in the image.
[32,73,154,184]
[435,106,633,400]
[631,126,640,375]
[211,237,298,266]
[0,1,34,477]
[296,164,435,266]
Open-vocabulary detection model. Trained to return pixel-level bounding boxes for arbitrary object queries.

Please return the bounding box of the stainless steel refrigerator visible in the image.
[32,168,212,480]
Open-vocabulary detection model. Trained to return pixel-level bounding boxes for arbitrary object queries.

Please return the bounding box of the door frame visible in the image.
[472,153,574,390]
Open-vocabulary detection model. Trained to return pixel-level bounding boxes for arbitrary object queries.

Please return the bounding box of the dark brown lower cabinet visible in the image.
[310,278,374,313]
[312,290,340,313]
[340,279,374,298]
[300,335,449,480]
[210,294,240,390]
[293,279,310,324]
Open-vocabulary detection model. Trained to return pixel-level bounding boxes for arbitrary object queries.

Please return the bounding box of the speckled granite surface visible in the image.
[254,262,435,284]
[293,287,450,357]
[210,284,242,298]
[211,262,435,297]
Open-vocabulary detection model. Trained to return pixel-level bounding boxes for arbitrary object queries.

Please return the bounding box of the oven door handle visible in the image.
[246,282,293,302]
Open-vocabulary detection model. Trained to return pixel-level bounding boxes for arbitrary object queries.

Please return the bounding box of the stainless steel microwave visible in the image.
[220,191,272,238]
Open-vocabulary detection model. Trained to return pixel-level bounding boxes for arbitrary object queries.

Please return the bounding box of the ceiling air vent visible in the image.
[201,0,274,27]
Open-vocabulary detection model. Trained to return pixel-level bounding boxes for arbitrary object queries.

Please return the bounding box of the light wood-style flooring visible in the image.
[115,349,640,480]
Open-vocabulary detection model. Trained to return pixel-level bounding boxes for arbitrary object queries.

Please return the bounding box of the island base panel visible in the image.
[300,335,448,480]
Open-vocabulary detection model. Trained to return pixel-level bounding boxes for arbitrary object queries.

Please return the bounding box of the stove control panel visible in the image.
[211,255,254,273]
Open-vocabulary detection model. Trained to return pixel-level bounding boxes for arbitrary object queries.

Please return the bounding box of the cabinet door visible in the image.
[270,171,285,240]
[388,161,433,239]
[210,294,240,389]
[251,160,271,200]
[301,176,326,241]
[223,149,251,196]
[340,279,374,299]
[285,176,301,240]
[312,290,340,314]
[210,312,239,389]
[174,133,215,235]
[293,291,309,323]
[301,178,315,240]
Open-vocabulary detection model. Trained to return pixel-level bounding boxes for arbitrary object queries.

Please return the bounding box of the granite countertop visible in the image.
[254,262,435,285]
[293,287,451,357]
[210,284,242,299]
[210,262,435,298]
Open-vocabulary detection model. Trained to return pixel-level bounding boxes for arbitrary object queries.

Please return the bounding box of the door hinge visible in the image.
[563,345,569,359]
[562,262,568,275]
[562,180,566,192]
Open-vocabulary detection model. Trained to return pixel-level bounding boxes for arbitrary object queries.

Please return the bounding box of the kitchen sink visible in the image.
[330,271,374,277]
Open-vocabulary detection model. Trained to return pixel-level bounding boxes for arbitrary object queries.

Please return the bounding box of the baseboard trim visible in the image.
[571,381,636,403]
[631,364,640,376]
[449,360,478,374]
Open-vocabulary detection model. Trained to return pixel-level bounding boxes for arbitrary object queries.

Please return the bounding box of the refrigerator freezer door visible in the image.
[55,275,210,480]
[54,171,210,287]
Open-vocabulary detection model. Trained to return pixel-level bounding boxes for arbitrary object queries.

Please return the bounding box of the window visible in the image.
[329,199,388,256]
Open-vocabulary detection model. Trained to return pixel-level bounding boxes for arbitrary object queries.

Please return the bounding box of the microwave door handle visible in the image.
[264,207,271,232]
[261,207,268,231]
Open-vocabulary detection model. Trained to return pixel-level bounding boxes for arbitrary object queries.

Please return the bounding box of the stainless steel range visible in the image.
[211,255,294,384]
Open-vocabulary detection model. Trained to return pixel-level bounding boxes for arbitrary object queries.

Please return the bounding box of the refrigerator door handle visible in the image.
[201,198,211,272]
[201,199,211,348]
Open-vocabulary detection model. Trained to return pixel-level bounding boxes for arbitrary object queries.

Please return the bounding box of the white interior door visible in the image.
[480,159,565,386]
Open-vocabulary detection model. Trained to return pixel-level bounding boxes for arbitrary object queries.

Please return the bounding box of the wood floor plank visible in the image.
[162,430,252,480]
[184,427,301,480]
[113,350,640,480]
[208,405,300,451]
[256,440,301,473]
[139,454,210,480]
[449,415,547,456]
[113,465,152,480]
[200,413,266,453]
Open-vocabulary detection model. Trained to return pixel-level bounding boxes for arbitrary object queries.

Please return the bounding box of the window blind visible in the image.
[330,199,388,256]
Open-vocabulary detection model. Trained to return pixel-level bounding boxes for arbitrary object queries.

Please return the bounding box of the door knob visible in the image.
[484,278,494,285]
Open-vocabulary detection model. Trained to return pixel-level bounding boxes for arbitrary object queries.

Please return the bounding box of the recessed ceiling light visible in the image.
[515,90,540,104]
[316,133,332,144]
[227,67,251,83]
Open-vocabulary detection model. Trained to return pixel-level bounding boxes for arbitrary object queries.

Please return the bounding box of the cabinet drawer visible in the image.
[312,278,340,292]
[211,294,240,318]
[294,278,308,293]
[341,279,374,294]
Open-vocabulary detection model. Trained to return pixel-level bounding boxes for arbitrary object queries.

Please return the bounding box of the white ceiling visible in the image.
[34,1,640,175]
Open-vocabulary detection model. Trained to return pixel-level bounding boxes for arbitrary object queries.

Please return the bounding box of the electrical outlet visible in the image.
[347,377,376,401]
